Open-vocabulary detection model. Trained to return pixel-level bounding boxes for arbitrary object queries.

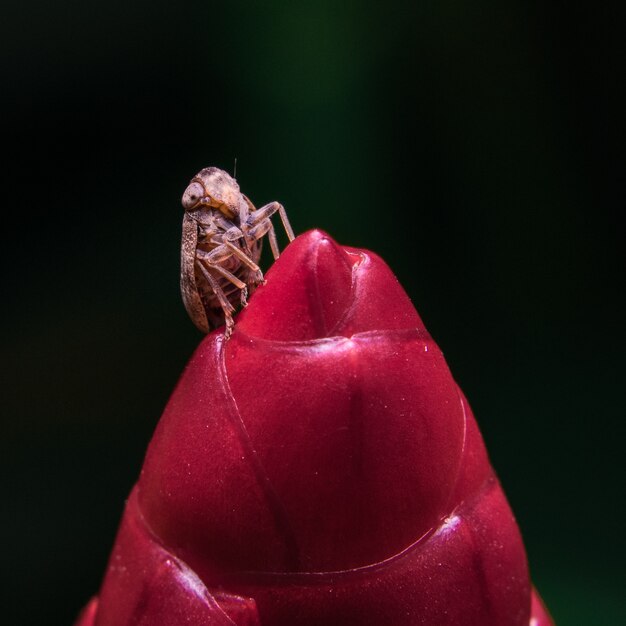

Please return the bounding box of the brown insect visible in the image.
[180,166,295,338]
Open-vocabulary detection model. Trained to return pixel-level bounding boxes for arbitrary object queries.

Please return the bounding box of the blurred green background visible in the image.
[1,1,623,624]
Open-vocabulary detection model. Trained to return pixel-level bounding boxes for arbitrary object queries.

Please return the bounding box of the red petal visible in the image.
[236,230,423,340]
[79,231,552,626]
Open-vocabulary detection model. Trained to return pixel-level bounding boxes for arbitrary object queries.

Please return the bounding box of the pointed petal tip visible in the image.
[235,230,356,341]
[234,229,424,341]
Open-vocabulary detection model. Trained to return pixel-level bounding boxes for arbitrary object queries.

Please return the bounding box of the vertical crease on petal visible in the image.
[218,337,301,571]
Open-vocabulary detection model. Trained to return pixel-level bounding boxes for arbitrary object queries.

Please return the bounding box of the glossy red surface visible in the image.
[77,230,552,625]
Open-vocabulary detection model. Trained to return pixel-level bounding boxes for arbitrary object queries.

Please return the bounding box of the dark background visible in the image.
[1,2,623,625]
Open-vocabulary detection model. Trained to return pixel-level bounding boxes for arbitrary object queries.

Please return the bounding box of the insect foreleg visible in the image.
[198,242,260,273]
[248,201,295,242]
[222,226,245,242]
[224,241,262,272]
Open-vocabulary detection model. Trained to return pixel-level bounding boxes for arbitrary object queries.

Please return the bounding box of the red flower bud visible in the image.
[77,230,553,625]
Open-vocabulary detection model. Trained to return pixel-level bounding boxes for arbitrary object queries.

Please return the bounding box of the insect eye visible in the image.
[182,182,205,210]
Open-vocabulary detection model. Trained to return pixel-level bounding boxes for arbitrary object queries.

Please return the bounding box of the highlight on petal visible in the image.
[77,230,552,626]
[530,589,554,626]
[74,598,98,626]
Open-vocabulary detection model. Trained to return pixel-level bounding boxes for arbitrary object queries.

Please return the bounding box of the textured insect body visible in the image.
[181,167,295,338]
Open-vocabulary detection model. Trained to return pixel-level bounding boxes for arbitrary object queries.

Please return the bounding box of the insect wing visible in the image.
[180,213,210,333]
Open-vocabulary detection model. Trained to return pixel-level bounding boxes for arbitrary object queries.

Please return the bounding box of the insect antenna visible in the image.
[233,157,237,179]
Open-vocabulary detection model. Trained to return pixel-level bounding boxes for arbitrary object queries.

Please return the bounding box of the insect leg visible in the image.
[197,244,253,307]
[267,222,280,259]
[247,219,280,260]
[197,243,235,265]
[223,241,262,272]
[223,241,264,293]
[210,263,247,289]
[248,201,295,242]
[197,263,236,338]
[206,236,264,286]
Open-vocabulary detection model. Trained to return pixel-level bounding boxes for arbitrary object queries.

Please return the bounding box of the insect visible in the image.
[180,166,295,338]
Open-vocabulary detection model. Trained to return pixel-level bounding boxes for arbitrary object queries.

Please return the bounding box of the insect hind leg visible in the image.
[197,264,237,338]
